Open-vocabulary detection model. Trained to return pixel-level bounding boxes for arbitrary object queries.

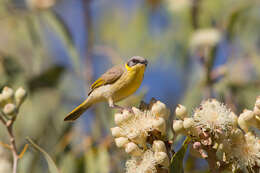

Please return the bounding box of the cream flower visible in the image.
[193,99,237,134]
[126,150,157,173]
[190,29,221,50]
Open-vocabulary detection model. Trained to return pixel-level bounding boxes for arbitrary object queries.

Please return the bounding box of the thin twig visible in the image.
[0,112,19,173]
[6,119,19,173]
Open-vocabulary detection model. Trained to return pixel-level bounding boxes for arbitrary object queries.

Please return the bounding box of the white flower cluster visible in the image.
[0,87,27,117]
[111,99,170,173]
[173,98,260,172]
[190,28,221,51]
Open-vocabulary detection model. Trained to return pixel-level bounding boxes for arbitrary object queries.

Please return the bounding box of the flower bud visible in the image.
[238,109,256,132]
[230,129,243,141]
[0,94,5,107]
[3,104,16,116]
[114,137,129,148]
[154,152,169,167]
[256,96,260,109]
[153,117,166,134]
[229,112,238,126]
[125,142,142,156]
[152,140,166,153]
[253,106,260,116]
[26,0,56,10]
[111,127,124,137]
[127,132,146,148]
[132,107,142,115]
[151,101,170,118]
[175,104,187,120]
[172,120,184,134]
[1,87,14,103]
[15,87,27,107]
[183,118,194,130]
[114,111,133,125]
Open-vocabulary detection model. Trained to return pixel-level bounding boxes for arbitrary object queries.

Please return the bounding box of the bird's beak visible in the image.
[143,60,148,67]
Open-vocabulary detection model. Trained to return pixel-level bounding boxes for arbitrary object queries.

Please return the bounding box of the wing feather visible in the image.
[88,65,124,95]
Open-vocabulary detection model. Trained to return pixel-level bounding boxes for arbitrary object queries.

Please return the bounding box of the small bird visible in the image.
[64,56,148,121]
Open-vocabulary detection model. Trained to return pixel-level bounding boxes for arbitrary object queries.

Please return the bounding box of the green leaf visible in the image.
[226,3,252,40]
[170,137,191,173]
[28,65,65,93]
[26,137,60,173]
[41,10,80,73]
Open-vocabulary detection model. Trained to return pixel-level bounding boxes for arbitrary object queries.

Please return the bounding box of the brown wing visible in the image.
[88,65,124,95]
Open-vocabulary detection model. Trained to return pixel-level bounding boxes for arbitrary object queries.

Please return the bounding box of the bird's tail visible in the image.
[64,99,92,121]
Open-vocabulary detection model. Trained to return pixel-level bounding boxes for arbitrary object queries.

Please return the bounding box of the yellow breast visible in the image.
[112,63,145,102]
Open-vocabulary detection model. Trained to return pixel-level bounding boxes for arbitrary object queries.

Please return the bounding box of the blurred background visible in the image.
[0,0,260,172]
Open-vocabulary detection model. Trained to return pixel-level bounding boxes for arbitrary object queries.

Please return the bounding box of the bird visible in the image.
[64,56,148,121]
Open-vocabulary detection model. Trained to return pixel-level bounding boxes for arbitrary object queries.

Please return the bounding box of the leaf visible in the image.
[170,137,191,173]
[26,137,60,173]
[226,3,252,40]
[27,65,65,93]
[41,10,80,73]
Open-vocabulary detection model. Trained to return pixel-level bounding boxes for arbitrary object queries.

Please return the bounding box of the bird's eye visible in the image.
[132,59,138,64]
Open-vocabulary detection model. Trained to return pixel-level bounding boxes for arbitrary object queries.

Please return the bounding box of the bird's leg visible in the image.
[108,98,133,113]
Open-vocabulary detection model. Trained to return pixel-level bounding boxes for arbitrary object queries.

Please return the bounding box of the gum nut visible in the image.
[115,137,129,148]
[15,87,27,104]
[154,152,169,167]
[152,140,166,153]
[125,142,142,156]
[172,120,184,134]
[111,127,124,137]
[256,96,260,109]
[153,117,166,134]
[254,106,260,116]
[3,103,16,115]
[192,142,201,150]
[175,104,187,120]
[151,101,169,118]
[2,87,14,101]
[183,118,194,129]
[199,149,208,159]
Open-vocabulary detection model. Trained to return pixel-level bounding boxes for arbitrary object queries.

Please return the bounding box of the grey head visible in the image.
[127,56,148,67]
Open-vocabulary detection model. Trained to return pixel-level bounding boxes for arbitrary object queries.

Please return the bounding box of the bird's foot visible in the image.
[125,106,134,114]
[110,104,133,113]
